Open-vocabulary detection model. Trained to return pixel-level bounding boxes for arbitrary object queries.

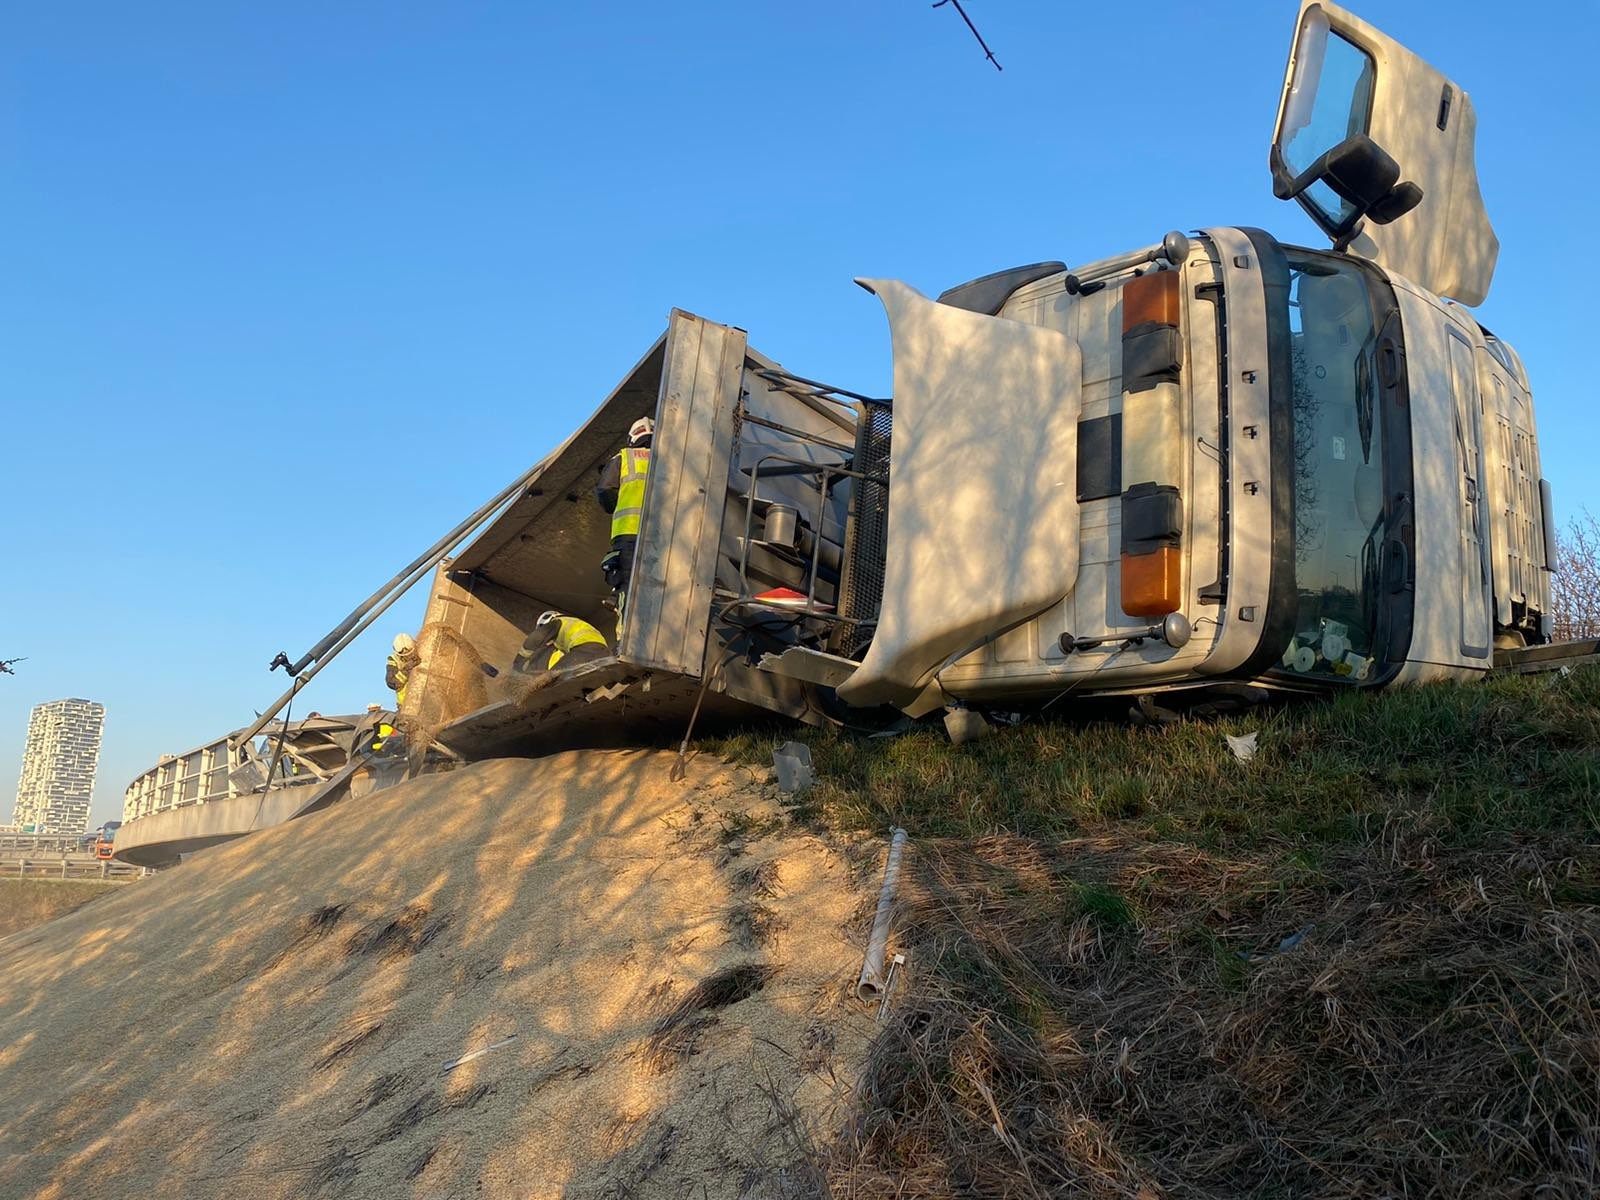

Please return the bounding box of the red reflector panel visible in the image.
[1120,545,1182,617]
[1121,270,1181,333]
[753,586,834,612]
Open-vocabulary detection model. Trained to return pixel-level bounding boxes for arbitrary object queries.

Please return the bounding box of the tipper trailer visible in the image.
[384,1,1558,757]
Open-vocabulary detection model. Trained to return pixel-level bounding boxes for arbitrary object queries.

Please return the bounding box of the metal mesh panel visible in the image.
[835,400,892,656]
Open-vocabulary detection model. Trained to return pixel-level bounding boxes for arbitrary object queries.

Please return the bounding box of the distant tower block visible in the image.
[11,699,106,835]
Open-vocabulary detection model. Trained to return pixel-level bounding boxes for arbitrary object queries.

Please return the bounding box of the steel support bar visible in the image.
[275,452,557,676]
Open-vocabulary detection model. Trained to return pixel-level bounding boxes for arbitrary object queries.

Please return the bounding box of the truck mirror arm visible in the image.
[1275,133,1424,248]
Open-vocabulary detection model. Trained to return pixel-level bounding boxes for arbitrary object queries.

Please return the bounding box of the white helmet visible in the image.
[392,633,416,655]
[536,610,561,627]
[628,416,655,444]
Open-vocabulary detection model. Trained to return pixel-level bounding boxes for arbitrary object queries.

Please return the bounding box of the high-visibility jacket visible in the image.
[610,447,651,540]
[546,616,609,668]
[385,651,417,707]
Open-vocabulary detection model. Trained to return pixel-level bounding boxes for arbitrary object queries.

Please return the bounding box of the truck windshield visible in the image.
[1279,252,1388,683]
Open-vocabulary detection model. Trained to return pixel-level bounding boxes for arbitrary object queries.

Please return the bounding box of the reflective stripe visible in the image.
[611,447,651,540]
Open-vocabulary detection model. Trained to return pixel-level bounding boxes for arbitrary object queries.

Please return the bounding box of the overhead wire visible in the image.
[932,0,1002,71]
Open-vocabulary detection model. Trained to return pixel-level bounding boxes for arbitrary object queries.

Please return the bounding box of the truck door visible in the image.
[1270,1,1498,306]
[1446,328,1492,659]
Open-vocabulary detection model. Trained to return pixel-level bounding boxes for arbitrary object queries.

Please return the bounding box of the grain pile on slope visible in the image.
[0,751,875,1200]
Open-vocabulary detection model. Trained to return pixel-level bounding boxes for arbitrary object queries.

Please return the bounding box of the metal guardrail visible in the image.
[0,833,88,855]
[122,715,365,824]
[1,855,146,881]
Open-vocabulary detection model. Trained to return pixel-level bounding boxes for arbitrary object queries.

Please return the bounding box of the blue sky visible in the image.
[3,2,1595,826]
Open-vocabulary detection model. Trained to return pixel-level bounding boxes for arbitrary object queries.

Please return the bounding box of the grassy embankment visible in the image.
[0,878,123,940]
[711,667,1600,1197]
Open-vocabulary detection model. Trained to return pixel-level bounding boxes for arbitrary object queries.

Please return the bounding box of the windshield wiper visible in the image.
[1354,332,1377,463]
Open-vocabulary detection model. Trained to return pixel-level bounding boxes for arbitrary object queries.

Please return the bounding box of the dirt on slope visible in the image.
[0,750,877,1200]
[0,880,123,939]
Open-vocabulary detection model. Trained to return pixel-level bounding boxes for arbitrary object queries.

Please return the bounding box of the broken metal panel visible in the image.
[433,658,757,759]
[621,311,747,674]
[835,279,1083,710]
[121,715,365,824]
[713,655,816,724]
[758,646,860,690]
[1271,0,1498,304]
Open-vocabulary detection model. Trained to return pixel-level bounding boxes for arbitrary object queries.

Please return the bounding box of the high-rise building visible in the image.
[11,699,106,834]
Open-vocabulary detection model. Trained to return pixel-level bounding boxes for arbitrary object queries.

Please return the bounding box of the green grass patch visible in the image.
[1068,881,1135,930]
[708,666,1600,853]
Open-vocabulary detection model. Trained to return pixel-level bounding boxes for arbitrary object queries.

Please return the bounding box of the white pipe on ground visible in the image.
[856,827,908,1002]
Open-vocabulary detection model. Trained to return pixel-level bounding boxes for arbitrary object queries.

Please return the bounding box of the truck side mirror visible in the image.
[1268,1,1496,303]
[1275,133,1422,241]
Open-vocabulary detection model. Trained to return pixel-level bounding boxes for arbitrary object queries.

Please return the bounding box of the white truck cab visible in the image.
[400,2,1555,753]
[810,0,1550,715]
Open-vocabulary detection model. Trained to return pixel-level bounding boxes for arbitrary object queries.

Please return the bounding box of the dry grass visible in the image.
[0,878,123,939]
[714,667,1600,1196]
[830,833,1600,1197]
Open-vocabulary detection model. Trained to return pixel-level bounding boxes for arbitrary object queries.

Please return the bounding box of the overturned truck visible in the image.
[399,1,1556,758]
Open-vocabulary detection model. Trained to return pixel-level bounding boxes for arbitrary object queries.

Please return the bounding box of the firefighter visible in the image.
[373,633,419,753]
[513,610,610,675]
[596,416,653,631]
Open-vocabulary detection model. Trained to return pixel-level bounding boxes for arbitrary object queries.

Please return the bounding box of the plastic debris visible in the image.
[1225,731,1259,762]
[876,952,908,1022]
[773,741,814,794]
[440,1033,518,1075]
[944,705,988,745]
[858,829,908,1001]
[1238,923,1315,962]
[1276,923,1314,953]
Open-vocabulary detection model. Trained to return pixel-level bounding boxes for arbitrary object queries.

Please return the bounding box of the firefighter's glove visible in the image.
[600,550,624,588]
